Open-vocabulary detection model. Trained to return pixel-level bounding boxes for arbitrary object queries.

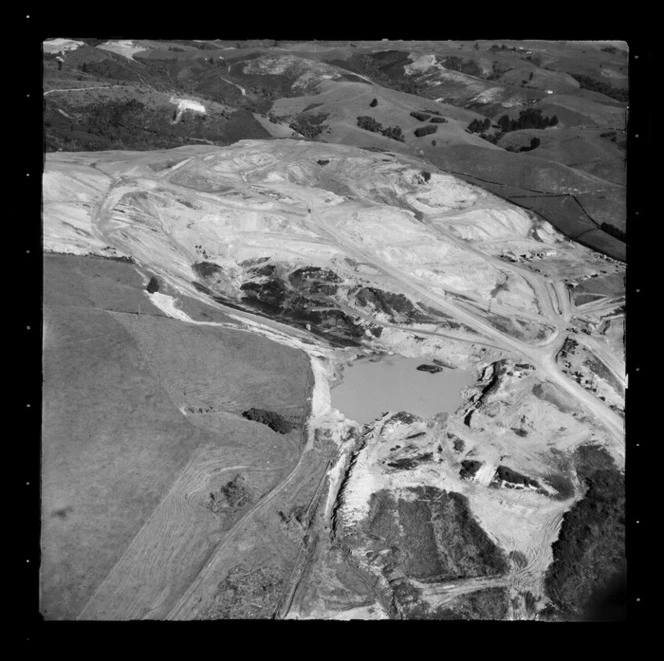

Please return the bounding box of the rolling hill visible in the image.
[40,39,628,622]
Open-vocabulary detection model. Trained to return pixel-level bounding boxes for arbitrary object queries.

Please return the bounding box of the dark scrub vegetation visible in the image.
[505,136,541,153]
[496,108,558,133]
[207,474,253,515]
[356,115,405,142]
[242,408,293,434]
[365,487,509,584]
[569,73,628,103]
[146,276,160,293]
[387,453,433,470]
[492,465,541,489]
[192,261,223,278]
[353,286,432,323]
[289,112,329,139]
[467,117,491,133]
[459,460,482,480]
[414,124,438,138]
[401,586,509,620]
[544,445,625,619]
[201,565,284,619]
[192,261,370,346]
[44,97,270,152]
[440,55,484,78]
[600,222,626,242]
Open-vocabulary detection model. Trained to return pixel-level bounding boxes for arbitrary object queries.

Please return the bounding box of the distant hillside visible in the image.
[42,39,626,260]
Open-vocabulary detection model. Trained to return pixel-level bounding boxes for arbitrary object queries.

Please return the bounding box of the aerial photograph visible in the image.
[40,37,628,621]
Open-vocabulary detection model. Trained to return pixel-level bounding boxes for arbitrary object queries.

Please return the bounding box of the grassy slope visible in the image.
[536,94,625,128]
[271,79,495,155]
[499,128,626,185]
[44,253,166,315]
[42,304,216,619]
[420,142,626,260]
[41,255,312,619]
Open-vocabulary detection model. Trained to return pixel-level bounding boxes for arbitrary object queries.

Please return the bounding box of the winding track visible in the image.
[165,385,318,620]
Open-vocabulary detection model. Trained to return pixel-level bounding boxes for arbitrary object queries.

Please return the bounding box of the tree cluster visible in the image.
[497,108,558,133]
[486,61,508,81]
[242,408,293,434]
[356,116,405,142]
[207,474,252,515]
[490,44,518,53]
[146,276,160,293]
[289,113,329,140]
[529,136,541,150]
[494,465,540,489]
[414,124,438,138]
[505,136,541,153]
[569,73,628,102]
[600,222,626,242]
[467,117,491,133]
[192,261,223,278]
[441,56,483,78]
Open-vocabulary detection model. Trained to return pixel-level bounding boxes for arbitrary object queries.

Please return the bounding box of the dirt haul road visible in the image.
[86,146,623,450]
[303,208,624,445]
[91,143,622,450]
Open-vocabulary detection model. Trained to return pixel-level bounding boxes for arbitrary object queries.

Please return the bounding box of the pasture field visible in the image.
[41,254,313,619]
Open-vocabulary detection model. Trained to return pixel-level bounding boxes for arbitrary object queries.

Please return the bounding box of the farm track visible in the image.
[75,386,306,621]
[275,456,339,619]
[165,415,315,620]
[44,86,119,96]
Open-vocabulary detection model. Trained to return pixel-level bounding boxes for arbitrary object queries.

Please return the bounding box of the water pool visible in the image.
[331,354,475,424]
